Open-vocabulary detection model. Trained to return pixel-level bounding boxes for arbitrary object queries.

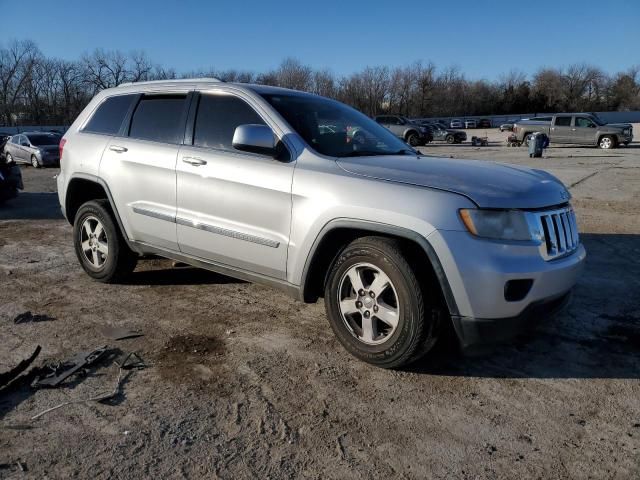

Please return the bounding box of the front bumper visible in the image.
[427,229,586,345]
[451,291,571,349]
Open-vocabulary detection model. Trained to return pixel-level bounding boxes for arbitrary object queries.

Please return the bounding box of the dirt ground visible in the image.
[1,136,639,479]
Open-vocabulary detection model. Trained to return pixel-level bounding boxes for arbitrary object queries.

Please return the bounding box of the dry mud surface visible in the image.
[1,139,639,479]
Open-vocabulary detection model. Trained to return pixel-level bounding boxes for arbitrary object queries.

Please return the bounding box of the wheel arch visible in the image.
[65,174,142,253]
[403,128,419,140]
[299,219,459,317]
[597,133,617,147]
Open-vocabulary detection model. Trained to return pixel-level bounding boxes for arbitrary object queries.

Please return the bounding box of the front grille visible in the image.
[531,207,580,261]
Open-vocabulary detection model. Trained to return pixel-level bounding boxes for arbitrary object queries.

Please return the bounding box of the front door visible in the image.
[176,91,294,280]
[573,116,598,145]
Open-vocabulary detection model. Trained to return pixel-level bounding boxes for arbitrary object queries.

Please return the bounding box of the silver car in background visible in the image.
[3,132,61,168]
[57,79,585,368]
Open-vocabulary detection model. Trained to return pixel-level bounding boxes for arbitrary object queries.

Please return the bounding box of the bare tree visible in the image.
[0,39,41,125]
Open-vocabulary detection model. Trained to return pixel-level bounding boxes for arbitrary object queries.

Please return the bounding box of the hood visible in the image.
[605,122,632,129]
[337,155,570,209]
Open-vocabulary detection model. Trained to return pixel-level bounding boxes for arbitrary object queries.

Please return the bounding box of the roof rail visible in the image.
[117,77,223,87]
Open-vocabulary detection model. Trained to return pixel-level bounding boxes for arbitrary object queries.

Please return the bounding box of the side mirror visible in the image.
[232,124,276,157]
[21,142,30,147]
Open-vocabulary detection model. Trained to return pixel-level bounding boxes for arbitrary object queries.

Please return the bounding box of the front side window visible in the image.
[193,94,266,151]
[84,94,135,135]
[555,117,572,127]
[575,117,595,128]
[260,93,414,158]
[129,95,187,144]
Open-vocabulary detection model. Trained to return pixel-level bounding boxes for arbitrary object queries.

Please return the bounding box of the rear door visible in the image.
[176,90,294,279]
[13,135,27,162]
[550,116,572,143]
[99,93,190,251]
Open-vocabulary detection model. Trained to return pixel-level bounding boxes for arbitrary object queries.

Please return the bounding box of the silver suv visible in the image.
[57,79,586,368]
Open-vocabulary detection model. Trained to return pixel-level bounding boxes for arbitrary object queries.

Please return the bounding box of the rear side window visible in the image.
[193,94,265,151]
[84,94,135,135]
[555,117,572,127]
[129,95,187,144]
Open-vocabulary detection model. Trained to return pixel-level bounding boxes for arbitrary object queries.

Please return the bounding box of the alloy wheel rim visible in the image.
[601,138,611,148]
[80,215,109,269]
[337,262,400,345]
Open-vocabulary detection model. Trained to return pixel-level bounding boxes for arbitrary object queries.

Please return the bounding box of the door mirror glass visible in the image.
[232,124,276,156]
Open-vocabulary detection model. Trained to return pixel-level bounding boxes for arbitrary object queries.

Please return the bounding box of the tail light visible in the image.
[59,138,66,160]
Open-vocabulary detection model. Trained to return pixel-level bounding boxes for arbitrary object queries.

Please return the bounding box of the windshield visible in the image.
[589,114,606,126]
[260,93,415,157]
[27,134,59,146]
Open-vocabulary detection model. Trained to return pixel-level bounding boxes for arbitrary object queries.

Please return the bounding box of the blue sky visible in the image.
[1,0,638,79]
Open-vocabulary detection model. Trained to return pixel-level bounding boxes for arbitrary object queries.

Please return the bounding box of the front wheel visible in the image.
[324,237,440,368]
[445,134,455,144]
[73,200,138,283]
[31,155,40,168]
[599,135,616,149]
[406,132,421,147]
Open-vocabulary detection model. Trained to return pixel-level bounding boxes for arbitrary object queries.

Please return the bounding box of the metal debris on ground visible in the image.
[13,311,55,324]
[0,346,41,389]
[99,325,144,341]
[32,346,108,388]
[31,351,146,420]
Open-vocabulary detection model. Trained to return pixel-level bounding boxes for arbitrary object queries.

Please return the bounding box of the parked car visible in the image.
[0,134,11,161]
[478,119,492,128]
[58,78,585,368]
[464,120,477,129]
[374,115,430,146]
[3,132,61,167]
[450,119,463,129]
[513,114,633,149]
[420,122,467,144]
[0,151,23,205]
[499,123,514,132]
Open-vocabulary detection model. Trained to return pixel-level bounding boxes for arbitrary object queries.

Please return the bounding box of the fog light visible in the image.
[504,279,533,302]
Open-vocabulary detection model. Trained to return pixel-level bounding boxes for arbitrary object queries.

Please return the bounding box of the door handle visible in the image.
[109,145,128,153]
[182,156,207,166]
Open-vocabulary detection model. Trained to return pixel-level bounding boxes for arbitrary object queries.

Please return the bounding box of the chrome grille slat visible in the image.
[531,206,580,261]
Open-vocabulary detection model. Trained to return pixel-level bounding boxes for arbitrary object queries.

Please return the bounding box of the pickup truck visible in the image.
[513,114,633,149]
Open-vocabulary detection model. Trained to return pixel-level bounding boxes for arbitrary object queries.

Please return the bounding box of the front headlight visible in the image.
[459,209,532,241]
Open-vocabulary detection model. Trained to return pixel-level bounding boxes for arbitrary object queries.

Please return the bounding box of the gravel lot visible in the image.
[1,135,639,479]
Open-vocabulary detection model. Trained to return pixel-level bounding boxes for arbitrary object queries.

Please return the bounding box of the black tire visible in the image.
[445,134,455,144]
[324,236,440,368]
[31,155,40,168]
[406,132,420,147]
[73,199,137,283]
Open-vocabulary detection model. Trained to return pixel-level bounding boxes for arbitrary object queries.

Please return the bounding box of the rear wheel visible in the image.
[599,135,615,149]
[324,237,440,368]
[445,134,455,144]
[31,155,40,168]
[73,200,138,283]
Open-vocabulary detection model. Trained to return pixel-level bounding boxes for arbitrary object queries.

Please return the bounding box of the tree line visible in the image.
[1,39,639,127]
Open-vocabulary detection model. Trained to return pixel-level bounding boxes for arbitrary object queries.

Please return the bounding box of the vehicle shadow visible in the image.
[409,233,640,380]
[124,266,245,286]
[0,192,63,220]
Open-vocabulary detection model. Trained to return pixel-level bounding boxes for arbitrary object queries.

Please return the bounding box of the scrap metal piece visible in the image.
[116,352,146,370]
[13,311,55,324]
[32,346,108,388]
[0,346,41,389]
[99,326,144,341]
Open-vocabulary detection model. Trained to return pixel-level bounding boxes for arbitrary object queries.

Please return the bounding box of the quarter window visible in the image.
[129,95,187,144]
[555,117,572,127]
[84,94,135,135]
[193,94,265,151]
